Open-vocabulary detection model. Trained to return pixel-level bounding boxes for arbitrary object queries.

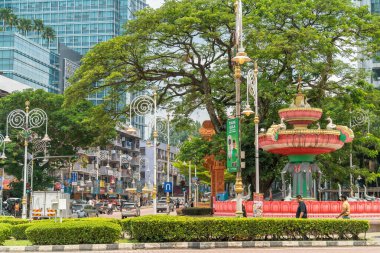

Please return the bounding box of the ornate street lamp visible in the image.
[243,63,260,194]
[231,0,251,217]
[127,91,158,214]
[156,114,173,212]
[5,101,50,219]
[28,137,49,218]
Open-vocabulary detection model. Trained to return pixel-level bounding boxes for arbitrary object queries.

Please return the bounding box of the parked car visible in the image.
[95,202,108,214]
[121,202,140,219]
[72,204,99,218]
[157,200,174,212]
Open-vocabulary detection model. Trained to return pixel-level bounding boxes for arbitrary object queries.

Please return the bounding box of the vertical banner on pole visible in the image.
[93,180,100,194]
[253,193,264,217]
[116,180,123,194]
[226,118,240,173]
[0,168,4,190]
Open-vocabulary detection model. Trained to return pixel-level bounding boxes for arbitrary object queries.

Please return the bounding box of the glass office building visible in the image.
[356,0,380,86]
[0,0,147,55]
[0,0,148,137]
[0,32,59,93]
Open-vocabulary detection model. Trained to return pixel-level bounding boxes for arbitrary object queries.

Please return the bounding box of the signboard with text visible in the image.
[226,118,240,173]
[253,193,264,218]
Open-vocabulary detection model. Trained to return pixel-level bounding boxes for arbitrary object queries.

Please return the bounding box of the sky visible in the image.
[146,0,165,9]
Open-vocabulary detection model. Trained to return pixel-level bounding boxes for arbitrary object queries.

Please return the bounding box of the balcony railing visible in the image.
[72,163,96,175]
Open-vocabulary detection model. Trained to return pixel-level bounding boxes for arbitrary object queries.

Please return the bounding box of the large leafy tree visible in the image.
[0,89,116,196]
[64,0,380,193]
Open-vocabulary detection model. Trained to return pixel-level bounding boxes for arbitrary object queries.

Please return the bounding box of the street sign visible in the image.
[71,172,78,182]
[93,180,100,194]
[164,182,172,193]
[136,180,143,194]
[226,118,240,173]
[116,180,123,194]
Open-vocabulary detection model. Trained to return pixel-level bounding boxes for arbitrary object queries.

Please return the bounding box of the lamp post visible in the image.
[0,134,7,215]
[126,91,157,214]
[156,114,172,213]
[4,101,50,219]
[349,109,369,197]
[242,63,260,194]
[232,0,251,217]
[27,137,49,218]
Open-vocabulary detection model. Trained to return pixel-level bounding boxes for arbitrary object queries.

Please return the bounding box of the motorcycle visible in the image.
[107,208,113,215]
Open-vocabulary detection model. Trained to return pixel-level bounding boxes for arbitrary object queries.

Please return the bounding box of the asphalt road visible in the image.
[98,206,176,219]
[67,247,380,253]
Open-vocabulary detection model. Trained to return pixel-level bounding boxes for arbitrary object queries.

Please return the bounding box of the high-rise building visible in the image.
[356,0,380,87]
[0,31,59,93]
[1,0,148,137]
[0,0,147,55]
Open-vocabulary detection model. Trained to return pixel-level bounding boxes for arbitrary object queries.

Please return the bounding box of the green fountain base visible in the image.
[288,154,315,163]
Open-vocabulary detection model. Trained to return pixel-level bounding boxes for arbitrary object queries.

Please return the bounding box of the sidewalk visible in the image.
[1,234,379,252]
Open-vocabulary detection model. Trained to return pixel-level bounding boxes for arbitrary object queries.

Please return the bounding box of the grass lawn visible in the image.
[118,238,135,243]
[3,240,32,246]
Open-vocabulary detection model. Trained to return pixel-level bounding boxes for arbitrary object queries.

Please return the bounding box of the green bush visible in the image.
[0,224,12,244]
[26,221,122,245]
[182,208,213,216]
[12,223,34,240]
[68,217,120,225]
[127,216,369,242]
[0,218,28,225]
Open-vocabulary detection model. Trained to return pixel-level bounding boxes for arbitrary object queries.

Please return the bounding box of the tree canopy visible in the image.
[64,0,380,194]
[65,0,380,130]
[0,89,116,196]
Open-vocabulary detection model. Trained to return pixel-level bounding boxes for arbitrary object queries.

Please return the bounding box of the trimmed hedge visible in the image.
[68,217,121,225]
[0,217,28,226]
[182,208,213,216]
[126,216,369,242]
[12,223,34,240]
[0,224,12,244]
[11,218,120,240]
[26,221,122,245]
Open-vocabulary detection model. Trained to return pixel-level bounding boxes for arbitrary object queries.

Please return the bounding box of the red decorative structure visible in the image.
[258,87,354,199]
[213,199,380,218]
[200,121,225,198]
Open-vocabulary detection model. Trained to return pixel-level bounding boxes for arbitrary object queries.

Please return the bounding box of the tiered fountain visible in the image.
[214,86,380,218]
[259,88,354,199]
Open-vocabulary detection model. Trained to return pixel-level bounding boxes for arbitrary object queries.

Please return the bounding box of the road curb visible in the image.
[0,240,379,251]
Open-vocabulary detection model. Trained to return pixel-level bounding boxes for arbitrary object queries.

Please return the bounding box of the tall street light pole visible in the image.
[0,134,8,215]
[243,63,260,193]
[157,113,172,213]
[349,109,369,197]
[232,0,251,217]
[4,101,50,219]
[126,90,157,214]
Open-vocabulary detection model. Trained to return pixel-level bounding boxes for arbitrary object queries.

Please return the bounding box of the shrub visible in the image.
[182,208,213,216]
[0,218,28,226]
[127,216,369,242]
[68,217,120,225]
[26,221,122,245]
[0,224,12,244]
[12,223,34,240]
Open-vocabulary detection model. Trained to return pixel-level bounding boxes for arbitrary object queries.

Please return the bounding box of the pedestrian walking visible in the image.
[295,195,307,218]
[336,195,350,219]
[14,202,20,217]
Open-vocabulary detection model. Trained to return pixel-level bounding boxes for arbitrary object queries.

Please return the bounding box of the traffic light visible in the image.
[180,180,186,192]
[26,183,31,194]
